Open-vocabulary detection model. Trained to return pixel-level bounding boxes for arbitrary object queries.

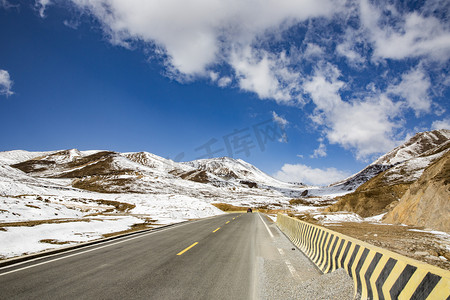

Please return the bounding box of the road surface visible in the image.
[0,212,321,299]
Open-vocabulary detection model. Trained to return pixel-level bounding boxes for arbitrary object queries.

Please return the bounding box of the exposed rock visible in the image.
[240,180,257,188]
[382,151,450,233]
[301,190,308,197]
[179,170,210,183]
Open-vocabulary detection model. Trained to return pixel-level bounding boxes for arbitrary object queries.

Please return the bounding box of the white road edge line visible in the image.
[258,212,274,238]
[0,220,194,277]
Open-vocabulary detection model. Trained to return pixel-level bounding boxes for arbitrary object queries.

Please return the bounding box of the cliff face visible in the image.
[382,151,450,233]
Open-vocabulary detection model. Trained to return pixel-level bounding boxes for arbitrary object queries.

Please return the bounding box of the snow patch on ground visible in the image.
[364,213,387,222]
[0,216,142,259]
[311,212,364,224]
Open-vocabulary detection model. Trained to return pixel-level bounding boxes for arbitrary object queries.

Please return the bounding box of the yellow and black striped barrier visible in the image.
[276,213,450,300]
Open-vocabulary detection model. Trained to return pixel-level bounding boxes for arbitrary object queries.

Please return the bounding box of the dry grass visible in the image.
[102,219,157,238]
[179,170,210,183]
[0,218,96,227]
[325,166,412,218]
[72,175,142,193]
[212,203,250,212]
[93,199,136,212]
[39,239,75,245]
[258,208,290,214]
[290,212,320,224]
[25,204,40,209]
[12,160,55,173]
[289,198,335,207]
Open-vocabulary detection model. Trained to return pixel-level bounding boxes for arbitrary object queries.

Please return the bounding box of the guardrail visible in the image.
[276,213,450,300]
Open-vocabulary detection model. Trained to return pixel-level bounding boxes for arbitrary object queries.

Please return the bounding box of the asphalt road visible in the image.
[0,212,302,300]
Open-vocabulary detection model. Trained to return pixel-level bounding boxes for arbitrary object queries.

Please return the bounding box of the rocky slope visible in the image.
[325,129,450,218]
[382,151,450,232]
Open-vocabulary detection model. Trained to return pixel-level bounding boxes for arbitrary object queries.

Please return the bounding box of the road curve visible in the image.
[0,212,286,299]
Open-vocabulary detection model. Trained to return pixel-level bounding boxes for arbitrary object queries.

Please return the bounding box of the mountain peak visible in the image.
[373,129,450,166]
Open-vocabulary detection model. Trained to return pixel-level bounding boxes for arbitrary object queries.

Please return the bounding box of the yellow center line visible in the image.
[177,242,198,256]
[226,221,230,224]
[213,227,221,233]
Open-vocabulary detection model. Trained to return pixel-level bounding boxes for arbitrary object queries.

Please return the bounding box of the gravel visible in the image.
[257,224,354,300]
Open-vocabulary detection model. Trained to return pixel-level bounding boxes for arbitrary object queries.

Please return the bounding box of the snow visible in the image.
[0,191,226,258]
[311,212,364,224]
[0,150,57,165]
[184,156,295,188]
[408,228,450,237]
[373,129,450,166]
[0,216,142,259]
[0,196,85,221]
[266,214,277,222]
[364,213,387,222]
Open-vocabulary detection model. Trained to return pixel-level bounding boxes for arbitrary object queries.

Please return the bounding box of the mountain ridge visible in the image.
[330,129,450,191]
[326,129,450,218]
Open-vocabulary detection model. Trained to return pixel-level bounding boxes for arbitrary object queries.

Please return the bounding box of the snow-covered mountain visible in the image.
[374,129,450,165]
[2,148,306,202]
[326,129,450,218]
[0,150,57,165]
[183,157,294,188]
[331,129,450,191]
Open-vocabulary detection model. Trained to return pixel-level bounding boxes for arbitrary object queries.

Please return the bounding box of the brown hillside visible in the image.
[325,170,411,217]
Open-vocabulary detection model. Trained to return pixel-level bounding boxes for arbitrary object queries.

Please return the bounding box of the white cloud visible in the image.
[217,76,232,87]
[1,0,16,9]
[0,69,13,97]
[278,132,288,143]
[335,29,366,67]
[303,63,402,159]
[303,43,325,59]
[63,19,80,29]
[310,139,327,158]
[272,111,288,127]
[387,67,432,116]
[432,118,450,130]
[359,0,450,62]
[65,0,343,90]
[35,0,51,18]
[273,163,350,186]
[231,47,301,103]
[271,111,289,143]
[209,71,219,82]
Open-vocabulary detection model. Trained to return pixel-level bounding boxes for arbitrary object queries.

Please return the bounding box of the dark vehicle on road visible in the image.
[247,208,252,213]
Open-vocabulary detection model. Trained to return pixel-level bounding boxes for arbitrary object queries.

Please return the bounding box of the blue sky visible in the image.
[0,0,449,185]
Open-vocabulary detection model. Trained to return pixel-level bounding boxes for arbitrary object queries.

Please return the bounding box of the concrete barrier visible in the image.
[276,213,450,300]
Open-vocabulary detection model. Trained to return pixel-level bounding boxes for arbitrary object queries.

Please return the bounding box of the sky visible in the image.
[0,0,449,186]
